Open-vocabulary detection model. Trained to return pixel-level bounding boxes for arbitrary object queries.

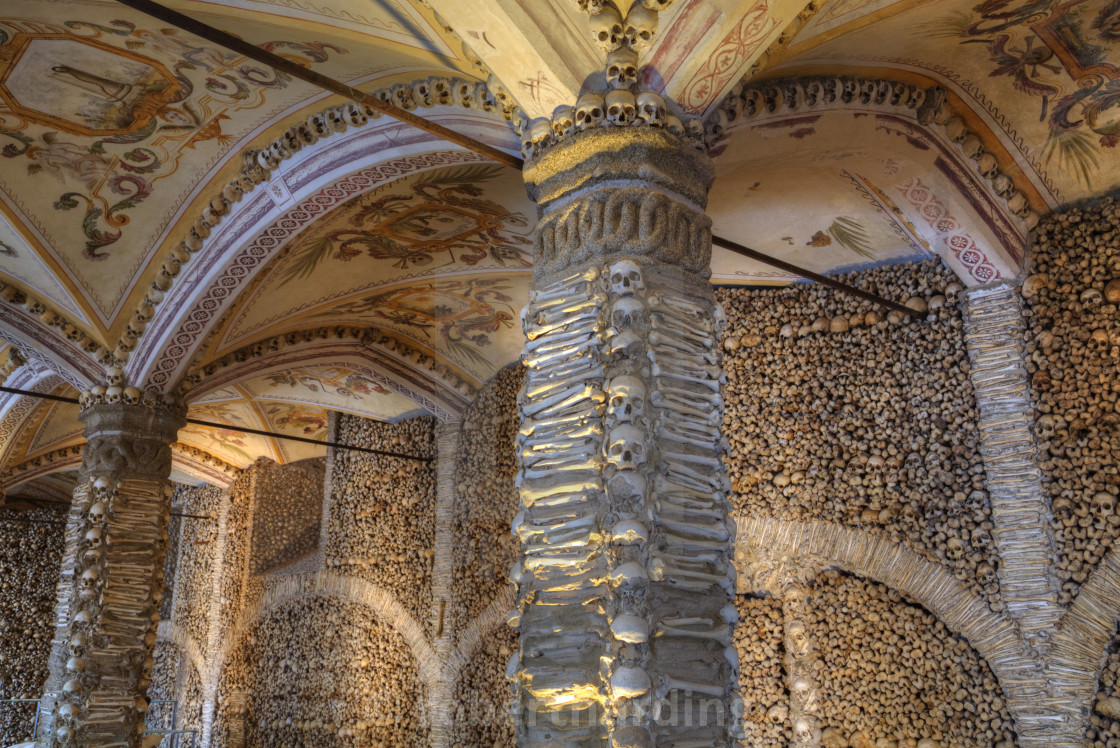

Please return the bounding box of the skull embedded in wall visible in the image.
[970,527,992,549]
[605,89,637,125]
[88,502,108,523]
[624,5,658,52]
[607,424,647,469]
[787,619,810,656]
[606,47,639,89]
[607,375,647,423]
[610,296,647,332]
[793,717,817,744]
[945,537,965,562]
[1036,414,1057,440]
[977,562,997,587]
[575,92,606,130]
[636,91,666,127]
[590,5,624,52]
[552,105,576,139]
[1089,328,1110,352]
[609,259,645,296]
[1091,491,1116,531]
[766,703,788,725]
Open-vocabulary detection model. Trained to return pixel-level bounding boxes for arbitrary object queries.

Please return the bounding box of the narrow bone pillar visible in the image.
[42,398,184,747]
[511,128,740,746]
[962,283,1060,642]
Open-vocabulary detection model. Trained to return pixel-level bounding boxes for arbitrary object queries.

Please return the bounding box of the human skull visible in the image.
[1091,491,1116,531]
[605,89,637,125]
[607,424,647,469]
[552,105,576,139]
[575,92,606,130]
[590,5,624,52]
[525,118,553,158]
[977,562,997,586]
[1052,496,1072,521]
[68,634,87,656]
[787,619,810,655]
[609,259,644,295]
[607,375,647,422]
[606,47,638,89]
[970,527,992,549]
[105,366,125,387]
[1081,287,1104,308]
[766,703,788,725]
[1089,328,1110,352]
[104,386,122,405]
[945,537,965,562]
[80,568,99,598]
[84,528,103,548]
[793,717,817,744]
[664,114,684,137]
[1036,414,1057,440]
[611,296,647,331]
[1106,278,1120,303]
[624,5,658,52]
[636,91,665,127]
[88,502,108,523]
[123,387,141,406]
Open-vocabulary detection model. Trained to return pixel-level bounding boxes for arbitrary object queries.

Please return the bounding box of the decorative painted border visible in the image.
[140,150,486,393]
[898,176,1002,284]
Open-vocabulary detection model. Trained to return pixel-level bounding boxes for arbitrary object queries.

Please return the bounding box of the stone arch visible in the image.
[179,328,472,421]
[712,73,1038,287]
[212,570,437,685]
[1049,548,1120,739]
[735,516,1027,687]
[155,620,208,691]
[126,83,520,392]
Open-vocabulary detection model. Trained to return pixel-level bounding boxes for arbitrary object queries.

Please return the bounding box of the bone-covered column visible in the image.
[42,389,184,747]
[510,128,740,746]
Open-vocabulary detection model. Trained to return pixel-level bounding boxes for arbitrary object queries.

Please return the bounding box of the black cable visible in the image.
[0,386,431,462]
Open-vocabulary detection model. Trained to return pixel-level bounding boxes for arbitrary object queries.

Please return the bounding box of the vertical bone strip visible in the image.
[41,401,184,747]
[512,128,738,746]
[963,283,1061,641]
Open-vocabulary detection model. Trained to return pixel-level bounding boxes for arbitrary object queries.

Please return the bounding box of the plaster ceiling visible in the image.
[2,0,1120,484]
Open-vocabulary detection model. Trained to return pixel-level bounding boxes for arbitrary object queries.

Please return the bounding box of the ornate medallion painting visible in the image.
[0,6,347,321]
[0,36,180,137]
[780,0,1120,202]
[219,164,534,381]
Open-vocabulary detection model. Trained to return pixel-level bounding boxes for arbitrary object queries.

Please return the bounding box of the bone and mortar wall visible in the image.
[446,256,1025,746]
[1021,198,1120,745]
[0,502,65,745]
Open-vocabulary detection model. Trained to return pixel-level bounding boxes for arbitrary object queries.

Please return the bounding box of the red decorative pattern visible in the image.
[897,177,1001,285]
[677,0,777,114]
[143,150,484,391]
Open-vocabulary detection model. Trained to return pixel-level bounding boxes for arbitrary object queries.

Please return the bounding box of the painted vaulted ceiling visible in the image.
[1,0,1120,486]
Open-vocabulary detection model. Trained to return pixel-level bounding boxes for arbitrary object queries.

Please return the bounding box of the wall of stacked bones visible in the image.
[1025,198,1120,746]
[3,199,1120,746]
[0,502,65,744]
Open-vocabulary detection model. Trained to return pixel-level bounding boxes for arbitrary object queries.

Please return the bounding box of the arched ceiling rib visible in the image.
[2,0,1120,481]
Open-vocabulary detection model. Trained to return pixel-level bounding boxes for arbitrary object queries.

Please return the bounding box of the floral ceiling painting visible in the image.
[219,163,534,348]
[236,365,422,421]
[778,0,1120,203]
[0,0,473,337]
[23,398,82,458]
[178,391,330,467]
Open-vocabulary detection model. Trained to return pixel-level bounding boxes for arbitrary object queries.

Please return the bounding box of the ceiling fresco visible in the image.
[216,162,533,350]
[0,0,478,341]
[774,0,1120,205]
[3,0,1120,487]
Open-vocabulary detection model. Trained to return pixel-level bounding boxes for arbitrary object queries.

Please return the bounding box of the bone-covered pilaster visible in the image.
[511,127,740,746]
[41,391,184,747]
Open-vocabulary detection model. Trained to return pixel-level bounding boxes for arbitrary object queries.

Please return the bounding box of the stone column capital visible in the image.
[79,402,186,479]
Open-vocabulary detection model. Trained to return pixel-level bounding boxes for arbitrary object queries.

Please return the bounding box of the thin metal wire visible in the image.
[111,0,926,316]
[0,386,431,463]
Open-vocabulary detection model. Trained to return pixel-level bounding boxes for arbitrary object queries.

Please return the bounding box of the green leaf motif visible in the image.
[827,216,875,259]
